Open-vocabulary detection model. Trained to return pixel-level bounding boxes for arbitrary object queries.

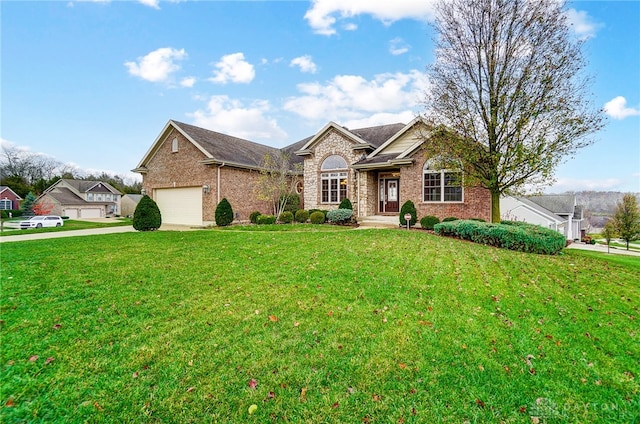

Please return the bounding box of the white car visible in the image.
[20,215,64,229]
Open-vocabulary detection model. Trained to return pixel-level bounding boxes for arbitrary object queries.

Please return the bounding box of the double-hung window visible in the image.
[320,155,348,204]
[423,160,463,202]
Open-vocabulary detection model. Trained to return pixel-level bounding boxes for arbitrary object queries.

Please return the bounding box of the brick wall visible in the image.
[400,147,491,221]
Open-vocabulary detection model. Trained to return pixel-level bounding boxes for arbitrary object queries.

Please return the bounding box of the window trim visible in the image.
[320,155,348,204]
[423,161,463,203]
[171,137,179,153]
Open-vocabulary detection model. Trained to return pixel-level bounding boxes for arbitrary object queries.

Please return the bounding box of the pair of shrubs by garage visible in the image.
[132,195,236,230]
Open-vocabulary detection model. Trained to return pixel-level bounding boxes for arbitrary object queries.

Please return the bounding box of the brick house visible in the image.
[134,118,491,226]
[39,179,122,218]
[0,186,22,211]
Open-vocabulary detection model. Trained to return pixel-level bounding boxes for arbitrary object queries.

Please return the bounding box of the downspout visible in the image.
[217,163,225,204]
[356,170,360,218]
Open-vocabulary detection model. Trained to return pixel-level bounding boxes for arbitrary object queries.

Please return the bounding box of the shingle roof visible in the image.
[353,153,397,166]
[45,187,88,205]
[527,194,576,214]
[347,123,407,148]
[173,121,283,168]
[514,196,566,222]
[60,179,120,194]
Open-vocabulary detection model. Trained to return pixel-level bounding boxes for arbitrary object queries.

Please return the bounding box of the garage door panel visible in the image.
[81,208,102,218]
[155,187,202,226]
[64,209,78,219]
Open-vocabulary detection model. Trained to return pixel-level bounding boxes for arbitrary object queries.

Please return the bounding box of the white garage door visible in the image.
[155,187,202,226]
[63,209,78,219]
[81,208,102,218]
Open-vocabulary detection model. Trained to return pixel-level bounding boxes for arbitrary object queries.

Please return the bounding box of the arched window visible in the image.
[423,159,463,202]
[320,155,348,203]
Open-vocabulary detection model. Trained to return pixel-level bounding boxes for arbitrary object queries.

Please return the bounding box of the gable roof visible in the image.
[294,121,406,156]
[511,196,566,223]
[0,186,22,200]
[56,179,120,194]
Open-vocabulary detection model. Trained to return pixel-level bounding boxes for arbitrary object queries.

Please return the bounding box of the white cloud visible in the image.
[389,37,410,55]
[344,111,418,128]
[604,96,640,120]
[283,70,429,122]
[209,53,255,84]
[137,0,160,9]
[565,8,603,40]
[124,47,186,83]
[188,95,287,142]
[180,76,196,88]
[290,55,318,74]
[304,0,436,35]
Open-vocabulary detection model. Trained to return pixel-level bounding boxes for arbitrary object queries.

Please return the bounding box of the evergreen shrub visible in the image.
[326,208,353,224]
[249,211,261,224]
[338,198,353,210]
[215,198,234,226]
[434,220,566,255]
[420,215,440,230]
[133,195,162,231]
[279,211,294,223]
[310,211,326,224]
[442,216,459,222]
[257,214,276,225]
[295,209,310,223]
[399,200,417,227]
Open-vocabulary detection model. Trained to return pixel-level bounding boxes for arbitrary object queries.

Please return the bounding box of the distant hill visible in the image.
[571,191,640,214]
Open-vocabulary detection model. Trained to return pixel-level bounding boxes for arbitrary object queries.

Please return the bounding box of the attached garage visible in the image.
[80,208,102,219]
[155,187,202,226]
[63,208,78,219]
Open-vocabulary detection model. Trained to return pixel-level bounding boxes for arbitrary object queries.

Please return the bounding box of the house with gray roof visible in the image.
[133,118,491,226]
[501,194,584,240]
[39,179,122,219]
[0,186,22,210]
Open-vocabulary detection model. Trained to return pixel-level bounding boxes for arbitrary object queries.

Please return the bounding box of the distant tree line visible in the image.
[0,145,141,198]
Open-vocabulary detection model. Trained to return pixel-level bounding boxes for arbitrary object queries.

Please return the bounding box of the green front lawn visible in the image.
[0,218,132,236]
[1,228,638,422]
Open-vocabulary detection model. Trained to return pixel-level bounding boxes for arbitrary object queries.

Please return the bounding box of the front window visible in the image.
[0,199,11,210]
[320,155,348,204]
[423,161,463,202]
[87,193,94,201]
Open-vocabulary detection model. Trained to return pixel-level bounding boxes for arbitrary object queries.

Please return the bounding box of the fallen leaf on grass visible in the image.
[475,399,485,408]
[300,387,307,402]
[44,357,54,365]
[132,372,139,378]
[332,402,339,408]
[186,387,195,393]
[5,398,14,407]
[398,363,407,369]
[94,401,103,411]
[519,406,527,413]
[372,394,382,402]
[29,355,39,362]
[52,324,62,330]
[248,379,258,389]
[268,315,278,322]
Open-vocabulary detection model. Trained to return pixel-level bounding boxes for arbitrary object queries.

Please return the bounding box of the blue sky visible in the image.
[2,0,639,193]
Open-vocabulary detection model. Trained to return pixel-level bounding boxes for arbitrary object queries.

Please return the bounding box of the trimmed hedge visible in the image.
[326,208,353,224]
[420,215,440,230]
[257,214,276,225]
[295,209,309,223]
[133,195,162,231]
[310,211,326,224]
[442,216,459,222]
[249,211,261,224]
[434,220,566,255]
[215,198,234,227]
[279,211,294,224]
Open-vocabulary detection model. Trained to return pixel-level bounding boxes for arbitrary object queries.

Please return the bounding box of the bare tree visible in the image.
[424,0,604,222]
[255,152,302,220]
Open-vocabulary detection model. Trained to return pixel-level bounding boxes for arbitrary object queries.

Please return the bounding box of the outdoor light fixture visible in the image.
[203,184,210,194]
[141,188,146,195]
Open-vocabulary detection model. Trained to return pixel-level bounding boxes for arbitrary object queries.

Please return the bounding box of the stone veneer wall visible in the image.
[399,147,492,221]
[302,129,364,215]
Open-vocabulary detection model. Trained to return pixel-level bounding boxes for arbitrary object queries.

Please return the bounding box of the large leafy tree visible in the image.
[424,0,604,222]
[611,193,640,250]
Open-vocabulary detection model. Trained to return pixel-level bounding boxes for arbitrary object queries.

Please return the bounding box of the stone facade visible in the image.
[302,129,364,215]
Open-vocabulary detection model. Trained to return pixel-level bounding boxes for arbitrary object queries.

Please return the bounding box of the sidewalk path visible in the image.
[565,241,640,257]
[0,226,137,243]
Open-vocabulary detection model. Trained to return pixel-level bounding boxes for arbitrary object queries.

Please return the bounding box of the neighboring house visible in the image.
[0,186,22,210]
[39,179,122,218]
[133,118,492,226]
[121,194,143,217]
[501,194,584,240]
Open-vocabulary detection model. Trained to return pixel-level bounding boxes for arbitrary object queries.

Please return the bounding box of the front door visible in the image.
[379,178,399,213]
